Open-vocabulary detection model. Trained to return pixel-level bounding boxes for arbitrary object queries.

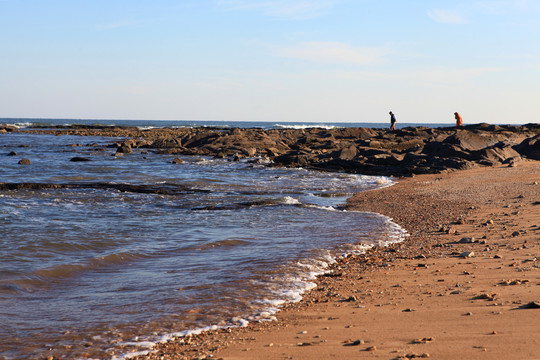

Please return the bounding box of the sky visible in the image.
[1,0,539,124]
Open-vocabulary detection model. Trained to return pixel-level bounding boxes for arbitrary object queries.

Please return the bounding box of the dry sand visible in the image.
[134,162,539,360]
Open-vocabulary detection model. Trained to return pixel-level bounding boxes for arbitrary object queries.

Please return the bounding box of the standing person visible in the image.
[454,112,463,127]
[389,111,396,130]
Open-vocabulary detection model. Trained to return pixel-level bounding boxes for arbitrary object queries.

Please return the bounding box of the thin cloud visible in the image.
[429,1,540,24]
[215,0,342,19]
[427,9,467,24]
[277,41,388,66]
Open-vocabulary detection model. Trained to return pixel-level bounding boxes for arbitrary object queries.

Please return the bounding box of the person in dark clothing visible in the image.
[389,111,396,130]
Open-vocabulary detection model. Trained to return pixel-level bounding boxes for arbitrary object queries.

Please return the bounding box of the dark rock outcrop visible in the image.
[70,157,92,162]
[0,182,210,195]
[514,135,540,160]
[8,123,540,177]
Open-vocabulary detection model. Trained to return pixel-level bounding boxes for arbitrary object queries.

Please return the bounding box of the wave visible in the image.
[196,239,251,251]
[112,216,408,360]
[2,252,149,292]
[272,123,339,130]
[191,197,302,211]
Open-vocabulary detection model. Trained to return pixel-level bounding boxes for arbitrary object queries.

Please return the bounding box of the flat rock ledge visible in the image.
[6,123,539,177]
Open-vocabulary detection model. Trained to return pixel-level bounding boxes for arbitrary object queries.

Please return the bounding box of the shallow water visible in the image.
[0,132,407,359]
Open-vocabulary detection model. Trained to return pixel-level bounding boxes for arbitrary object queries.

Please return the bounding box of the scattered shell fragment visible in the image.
[473,293,496,301]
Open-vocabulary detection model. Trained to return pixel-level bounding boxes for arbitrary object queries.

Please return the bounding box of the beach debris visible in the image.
[343,339,365,346]
[498,279,529,286]
[520,301,540,309]
[321,272,342,277]
[439,225,456,234]
[411,337,433,344]
[397,353,430,359]
[459,251,475,258]
[472,293,497,301]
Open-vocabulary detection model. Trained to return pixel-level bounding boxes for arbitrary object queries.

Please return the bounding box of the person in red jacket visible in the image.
[454,112,463,127]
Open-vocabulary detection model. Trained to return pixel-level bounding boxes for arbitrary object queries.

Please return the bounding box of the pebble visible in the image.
[344,339,365,346]
[459,251,475,258]
[459,237,476,243]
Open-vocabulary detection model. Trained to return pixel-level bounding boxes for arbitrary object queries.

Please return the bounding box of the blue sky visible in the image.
[1,0,539,124]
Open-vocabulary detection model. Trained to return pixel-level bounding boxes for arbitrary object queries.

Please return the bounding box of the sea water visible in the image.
[0,127,407,359]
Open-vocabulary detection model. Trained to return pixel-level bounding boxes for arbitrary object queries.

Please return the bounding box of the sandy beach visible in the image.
[133,161,539,360]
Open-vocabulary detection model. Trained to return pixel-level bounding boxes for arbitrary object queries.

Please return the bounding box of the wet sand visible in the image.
[132,161,539,360]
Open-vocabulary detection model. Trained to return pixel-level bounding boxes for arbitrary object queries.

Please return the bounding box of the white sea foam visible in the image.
[273,124,338,130]
[112,215,408,360]
[281,196,301,205]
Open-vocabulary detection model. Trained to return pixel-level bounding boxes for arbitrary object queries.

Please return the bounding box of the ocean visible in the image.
[0,118,455,130]
[0,120,410,359]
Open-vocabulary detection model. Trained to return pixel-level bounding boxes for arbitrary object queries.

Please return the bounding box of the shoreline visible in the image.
[2,125,538,359]
[131,162,539,360]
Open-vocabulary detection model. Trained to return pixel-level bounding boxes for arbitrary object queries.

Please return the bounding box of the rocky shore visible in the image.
[2,123,539,359]
[3,123,539,177]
